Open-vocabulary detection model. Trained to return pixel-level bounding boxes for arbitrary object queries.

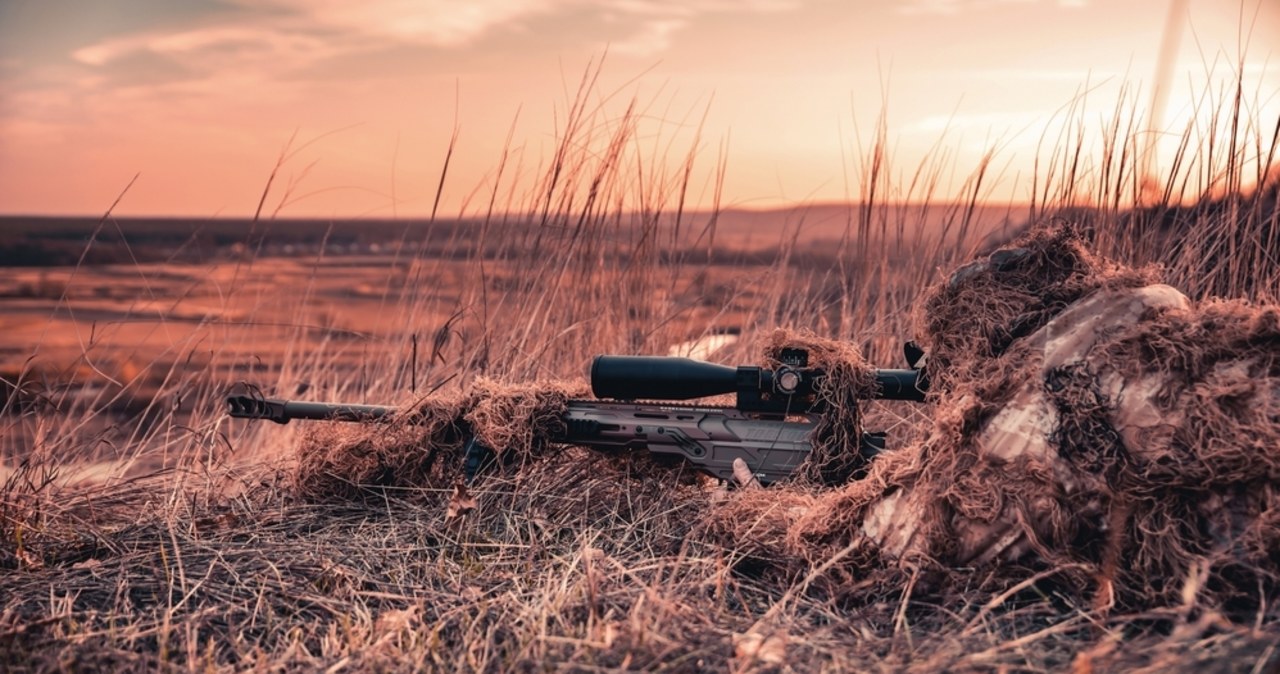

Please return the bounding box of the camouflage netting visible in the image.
[705,224,1280,611]
[293,379,586,499]
[764,328,878,485]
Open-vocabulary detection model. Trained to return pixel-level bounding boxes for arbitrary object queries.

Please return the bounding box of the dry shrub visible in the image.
[699,487,816,578]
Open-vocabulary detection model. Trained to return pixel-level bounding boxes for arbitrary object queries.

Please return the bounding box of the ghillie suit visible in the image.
[707,226,1280,611]
[762,329,878,486]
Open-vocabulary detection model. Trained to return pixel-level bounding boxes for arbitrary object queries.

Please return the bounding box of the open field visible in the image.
[2,75,1279,672]
[0,198,1022,471]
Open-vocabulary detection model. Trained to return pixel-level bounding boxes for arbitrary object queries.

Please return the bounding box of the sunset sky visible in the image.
[1,0,1277,217]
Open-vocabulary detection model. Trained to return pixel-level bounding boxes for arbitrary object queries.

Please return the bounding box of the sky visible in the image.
[0,0,1277,217]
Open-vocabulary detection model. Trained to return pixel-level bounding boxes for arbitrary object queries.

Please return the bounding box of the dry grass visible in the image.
[2,63,1278,672]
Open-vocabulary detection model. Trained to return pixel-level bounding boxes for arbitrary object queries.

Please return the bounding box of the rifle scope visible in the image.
[591,355,925,402]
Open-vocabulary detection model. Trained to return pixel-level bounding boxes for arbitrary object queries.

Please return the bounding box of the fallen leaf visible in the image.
[376,606,420,633]
[16,548,42,571]
[446,482,478,520]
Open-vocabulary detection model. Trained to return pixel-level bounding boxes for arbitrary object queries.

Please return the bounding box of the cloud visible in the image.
[898,0,1079,15]
[67,0,804,76]
[596,0,797,57]
[960,67,1120,82]
[905,110,1047,134]
[73,25,335,71]
[68,1,561,84]
[3,0,807,137]
[602,0,799,16]
[607,18,687,57]
[240,0,564,48]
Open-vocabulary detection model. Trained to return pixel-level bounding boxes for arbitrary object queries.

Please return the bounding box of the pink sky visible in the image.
[1,0,1276,217]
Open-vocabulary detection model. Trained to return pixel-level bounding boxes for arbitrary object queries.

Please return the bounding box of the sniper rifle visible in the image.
[225,346,927,485]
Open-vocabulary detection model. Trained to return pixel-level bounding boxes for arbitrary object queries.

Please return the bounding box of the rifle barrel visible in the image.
[226,395,395,424]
